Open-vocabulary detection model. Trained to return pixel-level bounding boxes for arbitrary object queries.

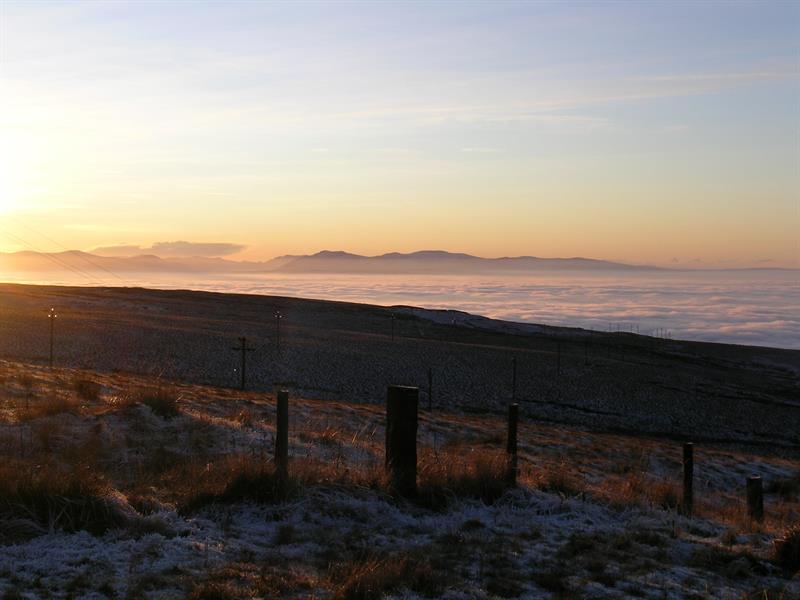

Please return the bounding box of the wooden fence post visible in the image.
[275,390,289,480]
[747,475,764,522]
[507,403,519,486]
[682,442,694,516]
[386,385,418,496]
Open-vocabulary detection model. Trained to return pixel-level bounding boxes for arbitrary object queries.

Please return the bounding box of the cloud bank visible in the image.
[92,241,246,258]
[1,269,796,350]
[113,271,797,350]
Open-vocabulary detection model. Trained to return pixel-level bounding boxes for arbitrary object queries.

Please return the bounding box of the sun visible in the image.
[0,178,17,214]
[0,148,22,215]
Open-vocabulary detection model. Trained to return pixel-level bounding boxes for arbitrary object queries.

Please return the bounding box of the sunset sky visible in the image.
[1,0,798,267]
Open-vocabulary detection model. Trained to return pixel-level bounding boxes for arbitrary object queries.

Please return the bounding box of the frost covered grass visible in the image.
[130,385,182,419]
[0,359,798,598]
[0,459,128,544]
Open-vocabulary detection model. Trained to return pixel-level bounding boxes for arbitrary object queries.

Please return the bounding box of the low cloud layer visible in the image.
[92,241,246,258]
[2,269,796,350]
[161,271,795,350]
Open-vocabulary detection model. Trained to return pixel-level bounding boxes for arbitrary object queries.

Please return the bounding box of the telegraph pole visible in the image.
[231,337,255,390]
[511,357,517,402]
[48,308,57,367]
[274,311,283,356]
[427,367,433,411]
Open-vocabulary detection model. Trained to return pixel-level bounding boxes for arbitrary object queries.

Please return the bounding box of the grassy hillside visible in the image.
[0,284,798,449]
[0,359,798,598]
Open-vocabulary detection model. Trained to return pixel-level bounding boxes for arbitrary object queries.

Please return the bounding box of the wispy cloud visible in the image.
[92,241,246,257]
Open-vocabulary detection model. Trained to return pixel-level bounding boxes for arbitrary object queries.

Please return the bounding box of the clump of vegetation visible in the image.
[16,373,35,393]
[532,462,585,497]
[189,563,316,599]
[648,479,681,510]
[766,474,800,502]
[688,545,758,578]
[416,449,511,510]
[0,460,128,542]
[177,460,288,514]
[329,552,448,600]
[17,396,80,421]
[178,456,385,514]
[774,524,800,575]
[72,377,101,401]
[188,582,241,600]
[135,386,181,419]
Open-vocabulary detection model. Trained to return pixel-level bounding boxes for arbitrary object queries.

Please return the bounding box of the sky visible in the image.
[0,0,798,267]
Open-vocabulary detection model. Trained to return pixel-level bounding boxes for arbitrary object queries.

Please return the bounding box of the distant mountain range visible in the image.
[0,249,659,275]
[269,250,658,273]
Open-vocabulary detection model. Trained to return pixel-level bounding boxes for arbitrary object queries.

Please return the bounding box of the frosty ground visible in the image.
[0,360,797,599]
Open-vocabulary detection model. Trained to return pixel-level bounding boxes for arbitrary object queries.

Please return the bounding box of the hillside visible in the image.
[0,359,798,598]
[0,283,798,449]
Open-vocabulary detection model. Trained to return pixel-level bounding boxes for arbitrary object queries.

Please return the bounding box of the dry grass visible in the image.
[766,474,800,502]
[0,460,128,543]
[72,377,102,401]
[528,461,585,497]
[132,386,181,419]
[416,447,512,510]
[592,471,681,511]
[16,396,81,421]
[773,524,800,575]
[176,455,387,514]
[176,446,513,513]
[694,493,800,538]
[328,552,448,600]
[188,562,316,599]
[297,425,343,447]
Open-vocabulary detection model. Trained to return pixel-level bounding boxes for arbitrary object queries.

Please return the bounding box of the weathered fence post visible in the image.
[747,475,764,522]
[507,403,519,486]
[275,390,289,480]
[682,442,694,516]
[386,385,418,496]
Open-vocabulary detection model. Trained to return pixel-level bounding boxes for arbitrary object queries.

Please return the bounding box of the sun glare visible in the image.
[0,147,22,215]
[0,182,16,215]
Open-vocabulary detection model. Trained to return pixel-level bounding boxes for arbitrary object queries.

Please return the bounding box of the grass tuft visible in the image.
[72,377,102,401]
[416,448,511,510]
[329,552,447,600]
[0,460,128,542]
[773,523,800,575]
[135,386,181,419]
[17,396,80,421]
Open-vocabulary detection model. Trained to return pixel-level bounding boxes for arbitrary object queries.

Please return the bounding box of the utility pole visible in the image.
[47,308,57,367]
[274,311,283,356]
[557,341,562,376]
[511,357,517,403]
[427,367,433,411]
[231,337,255,390]
[391,313,395,341]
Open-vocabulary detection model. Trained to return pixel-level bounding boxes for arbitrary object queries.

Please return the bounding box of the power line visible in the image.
[0,229,106,284]
[5,215,127,283]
